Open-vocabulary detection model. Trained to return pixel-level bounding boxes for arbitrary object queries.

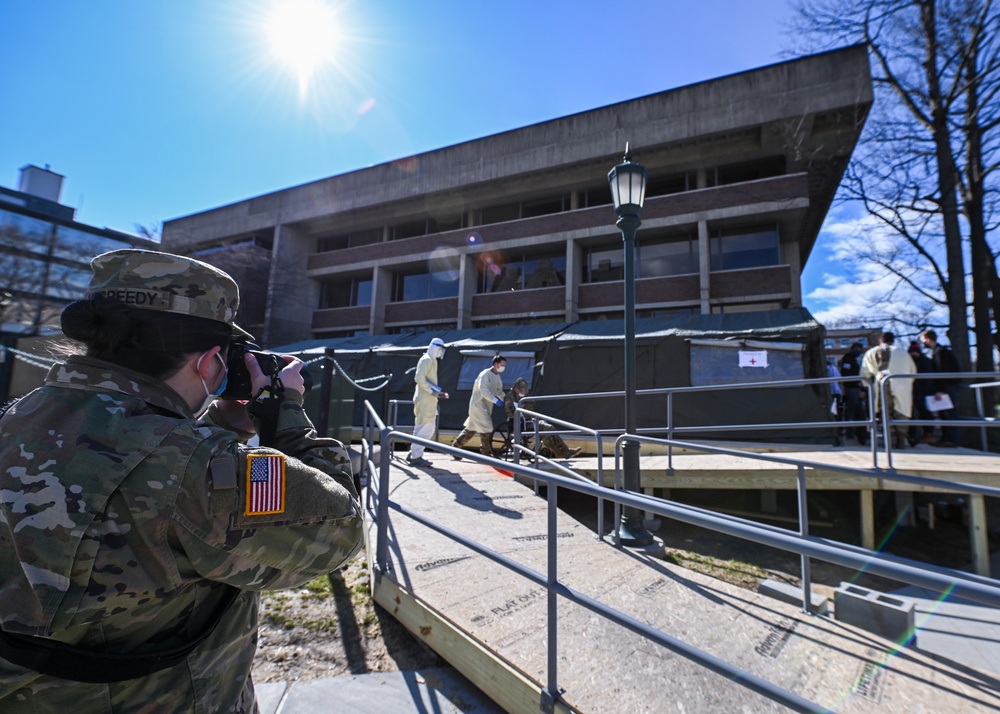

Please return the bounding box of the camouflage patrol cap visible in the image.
[87,249,252,338]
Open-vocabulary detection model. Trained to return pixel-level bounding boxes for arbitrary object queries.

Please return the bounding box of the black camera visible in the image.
[221,342,312,401]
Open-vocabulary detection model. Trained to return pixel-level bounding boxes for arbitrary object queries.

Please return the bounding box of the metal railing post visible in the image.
[542,480,561,711]
[667,390,674,470]
[977,386,987,452]
[375,427,393,577]
[881,378,894,470]
[797,464,812,614]
[596,432,605,539]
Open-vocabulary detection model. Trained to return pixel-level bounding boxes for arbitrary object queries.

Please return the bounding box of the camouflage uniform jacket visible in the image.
[0,356,363,713]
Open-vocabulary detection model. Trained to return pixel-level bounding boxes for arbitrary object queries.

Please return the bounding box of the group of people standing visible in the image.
[835,329,962,448]
[405,341,581,465]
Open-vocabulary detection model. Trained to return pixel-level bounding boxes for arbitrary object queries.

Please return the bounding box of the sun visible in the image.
[265,0,340,96]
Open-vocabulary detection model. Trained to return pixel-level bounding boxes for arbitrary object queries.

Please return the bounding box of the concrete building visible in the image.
[0,164,157,398]
[0,164,157,334]
[162,46,872,347]
[824,327,881,360]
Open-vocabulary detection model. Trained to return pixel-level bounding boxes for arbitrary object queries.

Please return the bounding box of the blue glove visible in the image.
[494,397,504,407]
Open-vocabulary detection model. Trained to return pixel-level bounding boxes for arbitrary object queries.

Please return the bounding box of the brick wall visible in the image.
[385,297,459,324]
[711,265,792,299]
[311,305,369,331]
[471,286,564,318]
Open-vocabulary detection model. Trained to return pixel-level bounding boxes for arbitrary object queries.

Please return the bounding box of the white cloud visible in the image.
[805,203,949,332]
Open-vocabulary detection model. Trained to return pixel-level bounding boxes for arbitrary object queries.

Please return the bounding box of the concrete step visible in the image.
[257,666,503,714]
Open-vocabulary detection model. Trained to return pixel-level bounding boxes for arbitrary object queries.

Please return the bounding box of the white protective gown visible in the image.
[860,345,916,417]
[464,368,504,433]
[412,352,440,424]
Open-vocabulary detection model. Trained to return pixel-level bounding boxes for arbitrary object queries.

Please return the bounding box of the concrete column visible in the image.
[860,490,875,551]
[698,220,710,314]
[969,493,991,577]
[565,239,581,323]
[696,167,708,189]
[264,223,316,346]
[569,191,579,210]
[785,239,802,307]
[370,265,392,335]
[457,252,477,330]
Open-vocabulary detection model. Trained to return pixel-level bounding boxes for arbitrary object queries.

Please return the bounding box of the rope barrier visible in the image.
[303,354,392,392]
[0,345,58,371]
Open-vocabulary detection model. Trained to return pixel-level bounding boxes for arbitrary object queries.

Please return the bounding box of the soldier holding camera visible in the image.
[0,250,362,712]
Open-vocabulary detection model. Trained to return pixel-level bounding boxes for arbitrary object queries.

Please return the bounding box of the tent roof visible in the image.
[274,322,572,355]
[553,308,821,343]
[274,309,821,354]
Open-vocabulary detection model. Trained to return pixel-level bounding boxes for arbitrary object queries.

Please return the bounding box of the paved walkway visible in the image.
[256,666,502,714]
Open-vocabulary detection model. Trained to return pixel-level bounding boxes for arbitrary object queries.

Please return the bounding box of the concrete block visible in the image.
[833,582,916,644]
[758,578,829,615]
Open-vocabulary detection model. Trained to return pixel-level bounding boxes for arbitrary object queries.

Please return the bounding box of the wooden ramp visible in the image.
[367,453,1000,713]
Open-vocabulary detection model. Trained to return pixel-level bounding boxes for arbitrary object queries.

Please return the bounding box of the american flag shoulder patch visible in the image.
[245,454,286,516]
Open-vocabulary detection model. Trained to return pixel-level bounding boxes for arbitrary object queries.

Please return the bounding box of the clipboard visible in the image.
[925,394,954,412]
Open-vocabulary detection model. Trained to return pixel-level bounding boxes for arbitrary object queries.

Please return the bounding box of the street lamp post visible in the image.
[608,143,654,547]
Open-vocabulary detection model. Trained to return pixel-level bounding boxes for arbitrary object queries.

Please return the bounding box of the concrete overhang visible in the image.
[163,44,871,259]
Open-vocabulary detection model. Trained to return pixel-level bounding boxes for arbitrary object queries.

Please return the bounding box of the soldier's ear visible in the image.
[195,346,224,381]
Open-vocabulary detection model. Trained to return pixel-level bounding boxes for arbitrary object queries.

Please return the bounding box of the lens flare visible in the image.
[428,247,460,282]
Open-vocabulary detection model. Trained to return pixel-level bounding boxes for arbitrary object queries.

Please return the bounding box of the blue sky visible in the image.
[2,0,854,319]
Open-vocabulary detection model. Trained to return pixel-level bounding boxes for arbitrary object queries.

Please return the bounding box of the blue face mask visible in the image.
[213,352,229,396]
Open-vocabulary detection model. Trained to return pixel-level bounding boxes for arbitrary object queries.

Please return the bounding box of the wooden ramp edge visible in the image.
[372,574,573,714]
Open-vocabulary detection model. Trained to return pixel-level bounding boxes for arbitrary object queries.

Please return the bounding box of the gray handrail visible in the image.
[877,371,999,469]
[525,373,1000,467]
[360,399,1000,712]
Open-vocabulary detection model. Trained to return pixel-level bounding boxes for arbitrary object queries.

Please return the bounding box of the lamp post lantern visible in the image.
[608,143,654,547]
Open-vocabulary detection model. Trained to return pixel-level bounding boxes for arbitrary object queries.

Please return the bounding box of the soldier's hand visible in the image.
[213,399,257,434]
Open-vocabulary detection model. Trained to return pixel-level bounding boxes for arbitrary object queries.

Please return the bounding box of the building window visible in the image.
[317,227,381,252]
[478,202,520,226]
[478,252,565,292]
[579,185,612,208]
[646,172,695,198]
[585,245,628,283]
[319,277,372,308]
[393,270,460,301]
[638,234,698,277]
[390,220,427,241]
[839,338,851,348]
[709,224,779,271]
[521,195,567,218]
[708,156,786,187]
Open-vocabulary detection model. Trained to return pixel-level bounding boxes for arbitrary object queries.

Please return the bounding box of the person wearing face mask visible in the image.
[0,249,362,713]
[406,337,449,467]
[451,354,507,459]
